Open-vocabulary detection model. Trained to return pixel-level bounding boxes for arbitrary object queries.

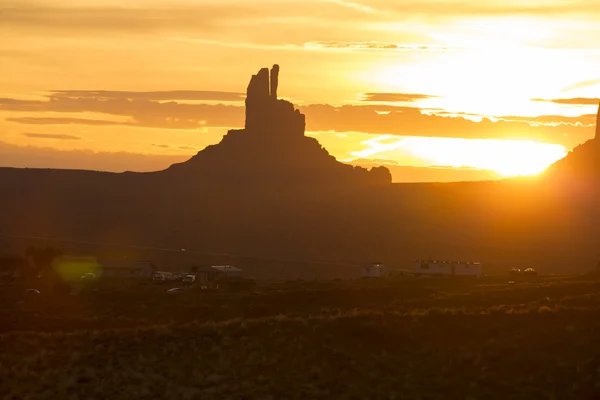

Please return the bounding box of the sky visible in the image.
[1,0,600,182]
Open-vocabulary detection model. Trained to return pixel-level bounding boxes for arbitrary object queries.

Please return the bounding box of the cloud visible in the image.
[1,92,595,148]
[362,0,600,16]
[348,158,399,165]
[0,1,395,40]
[0,140,187,173]
[152,144,170,148]
[0,95,243,129]
[22,132,82,140]
[300,104,595,148]
[497,114,597,125]
[304,41,454,51]
[532,98,600,105]
[9,117,125,126]
[360,93,439,102]
[562,79,600,92]
[318,0,379,14]
[50,90,245,102]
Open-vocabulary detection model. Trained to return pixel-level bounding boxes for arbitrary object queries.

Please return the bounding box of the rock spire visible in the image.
[244,64,305,136]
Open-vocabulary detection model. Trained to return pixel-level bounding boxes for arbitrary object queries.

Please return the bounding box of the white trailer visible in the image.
[414,260,482,277]
[361,263,385,278]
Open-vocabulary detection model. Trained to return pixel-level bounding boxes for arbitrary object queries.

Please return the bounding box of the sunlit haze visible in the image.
[1,0,599,181]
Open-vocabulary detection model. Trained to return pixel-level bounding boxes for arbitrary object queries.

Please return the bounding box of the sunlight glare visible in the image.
[351,136,567,177]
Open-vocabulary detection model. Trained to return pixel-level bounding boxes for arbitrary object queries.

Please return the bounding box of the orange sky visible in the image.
[1,0,600,181]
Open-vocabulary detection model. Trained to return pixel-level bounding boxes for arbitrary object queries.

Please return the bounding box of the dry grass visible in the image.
[1,276,600,399]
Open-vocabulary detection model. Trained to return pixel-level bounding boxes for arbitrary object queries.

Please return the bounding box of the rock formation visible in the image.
[244,64,305,137]
[544,99,600,184]
[166,65,391,187]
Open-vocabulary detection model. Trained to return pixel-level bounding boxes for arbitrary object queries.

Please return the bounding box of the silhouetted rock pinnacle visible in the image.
[166,65,391,187]
[244,64,304,136]
[270,64,279,99]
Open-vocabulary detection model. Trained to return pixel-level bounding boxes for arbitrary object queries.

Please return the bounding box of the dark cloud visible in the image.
[361,93,439,102]
[1,93,595,148]
[50,90,245,102]
[0,95,243,129]
[301,104,594,148]
[22,132,82,140]
[532,98,600,105]
[152,144,170,148]
[178,146,198,151]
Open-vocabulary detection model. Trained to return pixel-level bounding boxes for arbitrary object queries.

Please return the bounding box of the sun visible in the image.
[404,137,568,177]
[350,136,568,177]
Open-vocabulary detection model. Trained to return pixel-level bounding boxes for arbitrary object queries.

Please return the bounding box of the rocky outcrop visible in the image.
[166,65,391,187]
[543,100,600,186]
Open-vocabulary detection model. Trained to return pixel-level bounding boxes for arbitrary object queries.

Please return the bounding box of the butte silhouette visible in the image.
[162,65,391,187]
[544,100,600,184]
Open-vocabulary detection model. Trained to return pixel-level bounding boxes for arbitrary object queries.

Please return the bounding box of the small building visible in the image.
[361,262,385,278]
[414,260,482,277]
[98,260,157,278]
[186,265,243,283]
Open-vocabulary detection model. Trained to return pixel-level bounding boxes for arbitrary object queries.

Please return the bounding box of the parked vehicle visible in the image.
[151,272,167,284]
[523,268,538,276]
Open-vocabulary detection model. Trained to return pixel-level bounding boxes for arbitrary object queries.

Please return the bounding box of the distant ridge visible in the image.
[544,101,600,183]
[163,65,391,186]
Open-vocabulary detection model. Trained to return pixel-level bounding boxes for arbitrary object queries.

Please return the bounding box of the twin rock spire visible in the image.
[244,64,305,137]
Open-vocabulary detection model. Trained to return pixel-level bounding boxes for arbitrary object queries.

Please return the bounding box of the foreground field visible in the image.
[2,275,600,399]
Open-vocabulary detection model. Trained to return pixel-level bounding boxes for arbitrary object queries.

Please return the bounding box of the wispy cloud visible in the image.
[561,79,600,93]
[361,93,439,102]
[50,90,245,102]
[22,132,83,140]
[303,41,454,52]
[318,0,380,14]
[532,97,600,105]
[10,117,125,126]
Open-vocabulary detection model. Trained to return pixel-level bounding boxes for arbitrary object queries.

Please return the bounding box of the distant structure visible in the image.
[99,260,156,278]
[361,262,385,278]
[187,265,243,284]
[414,259,482,277]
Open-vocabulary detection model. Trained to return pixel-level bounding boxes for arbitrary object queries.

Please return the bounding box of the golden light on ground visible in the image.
[351,136,568,177]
